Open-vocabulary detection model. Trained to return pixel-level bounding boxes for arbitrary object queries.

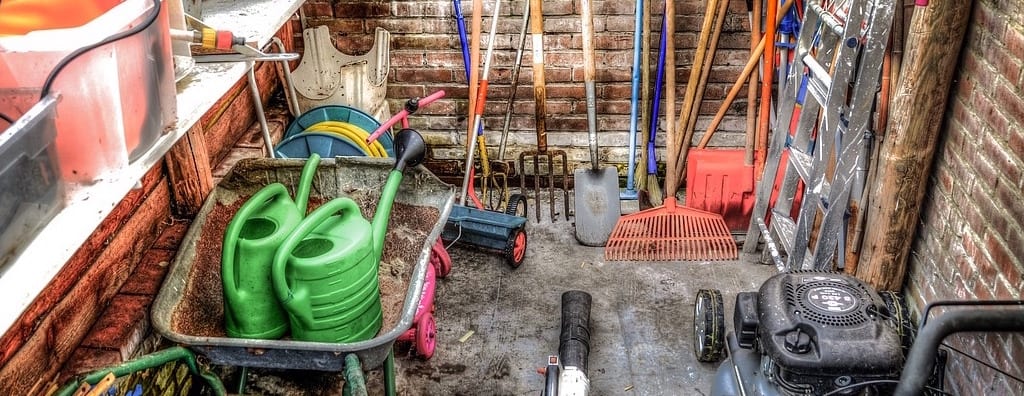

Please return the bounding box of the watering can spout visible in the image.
[392,128,426,172]
[371,128,425,255]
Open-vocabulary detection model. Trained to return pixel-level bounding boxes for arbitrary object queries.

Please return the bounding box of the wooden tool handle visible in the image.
[699,0,794,148]
[530,0,548,151]
[581,0,596,82]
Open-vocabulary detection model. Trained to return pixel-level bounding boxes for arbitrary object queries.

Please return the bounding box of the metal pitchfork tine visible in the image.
[518,0,570,223]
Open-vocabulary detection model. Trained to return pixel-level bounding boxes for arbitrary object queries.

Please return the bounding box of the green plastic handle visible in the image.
[221,183,292,298]
[272,196,362,326]
[294,153,321,214]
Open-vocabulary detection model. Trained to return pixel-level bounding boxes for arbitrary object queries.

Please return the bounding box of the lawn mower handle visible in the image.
[895,305,1024,396]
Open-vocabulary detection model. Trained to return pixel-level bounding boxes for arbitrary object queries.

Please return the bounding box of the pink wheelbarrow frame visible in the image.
[397,237,451,359]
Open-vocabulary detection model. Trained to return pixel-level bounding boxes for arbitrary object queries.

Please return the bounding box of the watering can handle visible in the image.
[221,183,293,297]
[294,153,321,213]
[272,197,362,324]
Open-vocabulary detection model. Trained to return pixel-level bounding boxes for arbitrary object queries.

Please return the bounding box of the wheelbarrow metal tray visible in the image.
[152,156,455,371]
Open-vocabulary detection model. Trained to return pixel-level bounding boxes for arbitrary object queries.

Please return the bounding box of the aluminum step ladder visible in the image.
[743,0,895,271]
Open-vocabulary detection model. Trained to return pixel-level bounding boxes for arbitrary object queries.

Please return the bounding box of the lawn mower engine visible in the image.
[702,271,907,396]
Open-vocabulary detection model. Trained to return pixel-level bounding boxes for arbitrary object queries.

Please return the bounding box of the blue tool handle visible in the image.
[625,0,643,193]
[647,14,668,174]
[454,0,485,137]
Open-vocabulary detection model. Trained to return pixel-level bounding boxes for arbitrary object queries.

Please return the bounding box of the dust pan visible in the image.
[605,197,737,261]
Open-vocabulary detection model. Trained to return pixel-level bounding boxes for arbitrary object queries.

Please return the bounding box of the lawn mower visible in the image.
[695,271,1024,396]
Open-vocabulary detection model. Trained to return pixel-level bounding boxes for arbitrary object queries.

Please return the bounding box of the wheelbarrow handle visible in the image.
[367,90,446,143]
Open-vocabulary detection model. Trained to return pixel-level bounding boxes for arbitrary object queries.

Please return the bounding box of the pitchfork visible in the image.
[517,0,570,222]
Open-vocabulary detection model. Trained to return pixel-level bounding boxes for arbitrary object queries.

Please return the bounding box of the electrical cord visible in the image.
[444,223,462,251]
[0,112,13,125]
[39,0,163,99]
[820,379,951,396]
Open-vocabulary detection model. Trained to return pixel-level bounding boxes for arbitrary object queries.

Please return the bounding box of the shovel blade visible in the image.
[573,167,621,246]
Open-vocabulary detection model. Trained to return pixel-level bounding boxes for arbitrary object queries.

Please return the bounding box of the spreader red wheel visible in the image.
[415,312,437,360]
[504,227,527,268]
[505,193,528,218]
[431,237,452,278]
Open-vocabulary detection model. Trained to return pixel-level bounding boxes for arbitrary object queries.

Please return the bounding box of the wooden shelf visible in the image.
[0,0,304,335]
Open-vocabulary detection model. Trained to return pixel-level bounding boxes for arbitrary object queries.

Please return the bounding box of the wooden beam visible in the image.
[0,179,171,394]
[855,1,973,291]
[165,122,214,218]
[0,166,162,368]
[204,60,283,165]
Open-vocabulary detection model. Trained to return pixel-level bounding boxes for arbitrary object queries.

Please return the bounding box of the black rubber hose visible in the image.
[894,306,1024,396]
[559,290,593,374]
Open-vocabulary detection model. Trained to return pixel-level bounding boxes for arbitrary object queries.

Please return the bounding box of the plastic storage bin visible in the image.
[0,95,63,268]
[0,0,176,183]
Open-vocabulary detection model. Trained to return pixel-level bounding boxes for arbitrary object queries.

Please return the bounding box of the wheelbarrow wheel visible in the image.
[505,193,528,218]
[693,289,726,362]
[415,312,437,360]
[504,226,527,268]
[430,237,452,278]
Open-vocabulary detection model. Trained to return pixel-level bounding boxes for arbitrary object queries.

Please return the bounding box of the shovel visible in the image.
[574,0,621,246]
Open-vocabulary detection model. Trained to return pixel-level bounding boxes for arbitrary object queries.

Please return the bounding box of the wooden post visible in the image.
[855,0,973,291]
[165,123,214,218]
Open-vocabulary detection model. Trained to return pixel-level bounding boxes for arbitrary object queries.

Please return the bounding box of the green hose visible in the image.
[53,346,226,396]
[343,354,368,396]
[384,349,397,396]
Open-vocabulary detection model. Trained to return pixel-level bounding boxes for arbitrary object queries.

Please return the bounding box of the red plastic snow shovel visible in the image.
[684,0,796,232]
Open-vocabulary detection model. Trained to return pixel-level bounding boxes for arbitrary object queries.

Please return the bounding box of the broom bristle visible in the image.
[646,174,663,206]
[634,158,648,191]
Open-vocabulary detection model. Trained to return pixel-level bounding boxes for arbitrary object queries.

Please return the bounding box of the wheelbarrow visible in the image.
[151,155,455,394]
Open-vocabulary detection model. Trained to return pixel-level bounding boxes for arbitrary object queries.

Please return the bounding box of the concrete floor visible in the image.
[235,194,777,395]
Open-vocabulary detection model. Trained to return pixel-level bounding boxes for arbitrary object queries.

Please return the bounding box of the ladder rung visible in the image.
[808,2,845,36]
[769,210,797,255]
[787,148,814,182]
[804,54,832,105]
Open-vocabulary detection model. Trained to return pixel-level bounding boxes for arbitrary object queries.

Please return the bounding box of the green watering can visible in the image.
[272,129,426,343]
[221,154,321,339]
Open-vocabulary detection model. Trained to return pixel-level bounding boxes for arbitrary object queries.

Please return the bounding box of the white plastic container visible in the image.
[0,0,176,183]
[0,94,62,268]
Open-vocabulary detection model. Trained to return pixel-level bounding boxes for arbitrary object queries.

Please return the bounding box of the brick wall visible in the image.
[907,0,1024,394]
[298,0,753,171]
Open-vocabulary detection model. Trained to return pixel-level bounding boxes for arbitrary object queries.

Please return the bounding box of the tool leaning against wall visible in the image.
[573,0,621,247]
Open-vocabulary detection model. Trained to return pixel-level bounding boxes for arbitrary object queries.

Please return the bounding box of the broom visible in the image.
[605,0,737,262]
[643,12,669,207]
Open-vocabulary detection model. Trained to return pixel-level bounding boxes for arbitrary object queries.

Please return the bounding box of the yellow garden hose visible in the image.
[307,121,388,158]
